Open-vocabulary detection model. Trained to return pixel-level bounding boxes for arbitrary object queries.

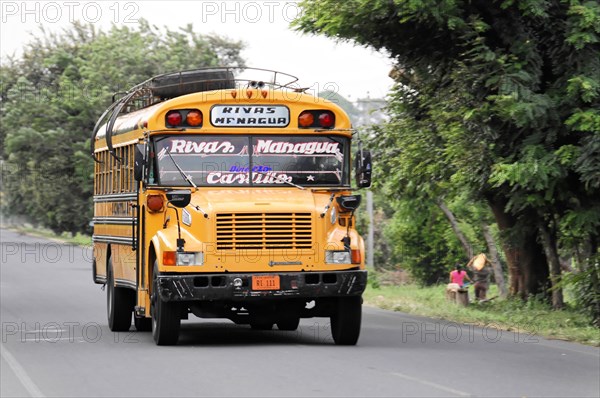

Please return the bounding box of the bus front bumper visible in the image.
[155,270,367,302]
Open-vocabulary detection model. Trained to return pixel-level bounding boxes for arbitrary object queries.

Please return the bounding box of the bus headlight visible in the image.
[176,252,204,266]
[325,250,351,264]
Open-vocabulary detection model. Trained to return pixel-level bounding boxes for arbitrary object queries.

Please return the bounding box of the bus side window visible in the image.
[102,151,108,194]
[120,147,125,192]
[110,150,114,193]
[94,157,100,195]
[128,145,135,191]
[121,146,128,192]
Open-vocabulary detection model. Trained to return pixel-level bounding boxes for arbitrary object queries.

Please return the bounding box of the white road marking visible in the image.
[534,340,600,357]
[0,342,45,397]
[21,337,86,343]
[391,371,471,397]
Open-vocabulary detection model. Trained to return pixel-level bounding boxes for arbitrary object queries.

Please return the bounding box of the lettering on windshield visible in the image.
[254,139,339,155]
[207,171,292,185]
[154,135,348,187]
[229,165,272,173]
[169,140,236,154]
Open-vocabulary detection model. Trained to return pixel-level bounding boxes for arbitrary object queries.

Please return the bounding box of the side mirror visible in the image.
[336,195,362,212]
[355,149,372,188]
[166,189,191,208]
[134,144,146,182]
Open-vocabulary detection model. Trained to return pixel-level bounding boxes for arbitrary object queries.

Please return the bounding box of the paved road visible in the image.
[1,228,598,397]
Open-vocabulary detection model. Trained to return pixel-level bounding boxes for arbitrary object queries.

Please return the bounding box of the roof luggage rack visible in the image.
[91,67,300,162]
[150,68,235,99]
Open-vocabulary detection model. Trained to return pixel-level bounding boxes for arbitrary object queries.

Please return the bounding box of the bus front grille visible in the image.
[215,213,313,250]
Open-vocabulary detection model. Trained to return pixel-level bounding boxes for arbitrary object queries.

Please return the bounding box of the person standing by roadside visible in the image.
[467,253,492,301]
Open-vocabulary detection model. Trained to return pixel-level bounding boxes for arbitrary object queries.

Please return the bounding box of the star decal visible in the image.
[307,175,315,181]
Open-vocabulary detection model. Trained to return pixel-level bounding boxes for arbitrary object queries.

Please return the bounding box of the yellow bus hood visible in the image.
[193,188,324,214]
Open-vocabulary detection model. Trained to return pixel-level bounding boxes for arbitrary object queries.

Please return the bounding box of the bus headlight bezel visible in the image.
[325,250,351,264]
[175,252,204,266]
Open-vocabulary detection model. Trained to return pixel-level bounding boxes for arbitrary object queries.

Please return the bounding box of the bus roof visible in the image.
[91,67,349,160]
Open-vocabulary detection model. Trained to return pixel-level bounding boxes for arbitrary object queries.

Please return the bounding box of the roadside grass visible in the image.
[363,283,600,346]
[8,225,92,246]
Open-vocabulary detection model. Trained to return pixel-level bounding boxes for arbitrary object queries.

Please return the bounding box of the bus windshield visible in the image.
[152,135,350,187]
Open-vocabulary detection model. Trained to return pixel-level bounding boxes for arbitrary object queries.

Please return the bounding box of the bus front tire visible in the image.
[330,296,362,346]
[151,262,181,345]
[106,256,134,332]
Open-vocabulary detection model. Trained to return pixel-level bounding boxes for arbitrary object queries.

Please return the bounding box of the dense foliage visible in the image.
[0,21,244,233]
[295,0,600,322]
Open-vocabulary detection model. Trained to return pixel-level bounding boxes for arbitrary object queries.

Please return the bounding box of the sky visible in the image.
[0,0,395,100]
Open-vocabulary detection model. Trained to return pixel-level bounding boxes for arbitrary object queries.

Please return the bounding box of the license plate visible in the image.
[252,275,280,291]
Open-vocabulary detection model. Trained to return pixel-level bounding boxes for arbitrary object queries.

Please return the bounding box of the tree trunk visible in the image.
[538,222,564,309]
[481,223,508,298]
[435,199,473,259]
[521,234,550,299]
[487,196,523,296]
[486,196,548,299]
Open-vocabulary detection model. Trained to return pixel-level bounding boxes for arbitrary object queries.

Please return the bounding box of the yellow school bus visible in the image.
[91,68,372,345]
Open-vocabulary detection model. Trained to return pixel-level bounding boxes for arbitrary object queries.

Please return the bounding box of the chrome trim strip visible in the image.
[93,217,137,226]
[92,235,134,246]
[115,278,137,290]
[93,193,137,203]
[269,261,303,267]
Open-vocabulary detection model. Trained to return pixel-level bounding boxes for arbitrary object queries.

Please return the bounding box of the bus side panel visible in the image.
[112,244,137,286]
[94,242,108,280]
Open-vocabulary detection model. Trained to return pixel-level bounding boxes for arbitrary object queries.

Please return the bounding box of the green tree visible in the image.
[385,198,466,285]
[295,0,600,317]
[1,21,244,234]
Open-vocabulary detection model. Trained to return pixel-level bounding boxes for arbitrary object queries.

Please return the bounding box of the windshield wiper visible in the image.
[165,150,197,190]
[251,170,306,190]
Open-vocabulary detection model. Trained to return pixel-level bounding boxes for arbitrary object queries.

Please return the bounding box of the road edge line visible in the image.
[0,342,45,398]
[391,371,471,397]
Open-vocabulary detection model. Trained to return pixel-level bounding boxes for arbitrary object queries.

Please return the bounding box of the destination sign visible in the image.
[210,105,289,127]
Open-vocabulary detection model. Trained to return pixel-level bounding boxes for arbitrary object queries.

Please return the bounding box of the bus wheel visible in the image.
[151,261,180,345]
[276,317,300,331]
[134,316,152,332]
[330,296,362,345]
[106,255,134,332]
